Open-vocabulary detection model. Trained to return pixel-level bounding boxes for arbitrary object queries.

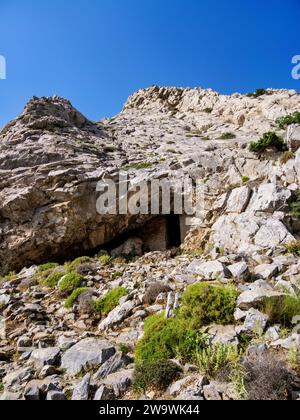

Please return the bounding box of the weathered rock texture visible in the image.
[0,87,300,274]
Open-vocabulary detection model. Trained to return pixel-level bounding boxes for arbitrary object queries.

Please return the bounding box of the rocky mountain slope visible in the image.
[0,86,300,400]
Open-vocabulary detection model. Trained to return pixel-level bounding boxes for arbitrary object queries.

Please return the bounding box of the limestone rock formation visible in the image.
[1,87,300,275]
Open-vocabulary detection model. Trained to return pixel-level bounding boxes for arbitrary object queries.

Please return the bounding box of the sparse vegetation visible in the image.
[242,176,250,184]
[112,271,123,280]
[0,272,16,283]
[133,360,181,393]
[92,287,128,316]
[42,271,66,288]
[290,190,300,219]
[219,132,236,140]
[259,294,300,327]
[280,151,295,165]
[249,132,288,153]
[58,272,83,295]
[276,111,300,129]
[247,88,267,98]
[203,108,213,114]
[285,240,300,256]
[121,163,152,171]
[196,343,241,377]
[243,353,295,400]
[64,288,87,309]
[119,343,130,356]
[0,382,4,392]
[68,257,92,272]
[37,263,58,273]
[98,255,113,266]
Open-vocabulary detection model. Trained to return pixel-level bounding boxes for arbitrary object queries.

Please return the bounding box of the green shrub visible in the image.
[179,283,238,327]
[37,263,59,272]
[196,343,241,377]
[59,272,83,295]
[276,111,300,129]
[133,360,181,392]
[247,88,267,98]
[98,255,113,266]
[259,295,300,327]
[42,271,66,288]
[121,163,152,171]
[112,271,123,280]
[68,257,92,272]
[92,287,128,315]
[0,272,16,284]
[290,190,300,219]
[242,176,250,184]
[119,343,130,356]
[0,382,4,392]
[35,263,60,284]
[135,313,207,364]
[285,240,300,256]
[203,108,213,114]
[249,132,288,153]
[219,132,236,140]
[64,288,87,309]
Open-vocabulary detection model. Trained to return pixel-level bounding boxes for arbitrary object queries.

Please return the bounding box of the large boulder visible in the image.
[287,124,300,152]
[60,338,116,376]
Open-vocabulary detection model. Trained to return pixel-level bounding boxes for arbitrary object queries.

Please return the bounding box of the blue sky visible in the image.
[0,0,299,127]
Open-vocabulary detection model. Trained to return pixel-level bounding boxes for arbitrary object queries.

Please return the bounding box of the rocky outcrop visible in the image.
[0,87,300,274]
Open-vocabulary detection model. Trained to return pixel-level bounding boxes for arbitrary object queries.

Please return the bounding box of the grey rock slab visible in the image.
[98,301,135,331]
[30,347,61,369]
[61,338,116,376]
[187,260,230,280]
[72,374,90,401]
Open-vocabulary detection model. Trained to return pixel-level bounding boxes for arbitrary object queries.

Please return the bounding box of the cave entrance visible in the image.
[95,214,188,257]
[166,213,182,248]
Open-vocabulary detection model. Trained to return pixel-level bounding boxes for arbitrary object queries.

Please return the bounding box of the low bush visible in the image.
[98,255,113,266]
[247,88,267,98]
[37,263,58,272]
[179,282,238,327]
[285,240,300,256]
[219,132,236,140]
[242,176,250,184]
[259,294,300,327]
[133,360,181,393]
[135,313,207,364]
[68,257,92,272]
[0,272,16,284]
[92,287,128,316]
[64,288,87,309]
[276,111,300,129]
[249,132,288,153]
[243,353,296,400]
[203,108,213,114]
[58,272,83,295]
[121,163,152,171]
[196,343,241,377]
[43,271,66,288]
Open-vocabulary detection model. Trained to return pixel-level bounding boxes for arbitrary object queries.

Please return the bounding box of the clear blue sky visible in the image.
[0,0,299,127]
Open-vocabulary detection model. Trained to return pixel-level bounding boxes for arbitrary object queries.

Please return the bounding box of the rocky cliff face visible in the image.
[0,87,299,274]
[1,87,300,401]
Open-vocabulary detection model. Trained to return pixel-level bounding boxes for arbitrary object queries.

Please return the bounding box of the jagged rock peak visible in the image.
[1,96,92,140]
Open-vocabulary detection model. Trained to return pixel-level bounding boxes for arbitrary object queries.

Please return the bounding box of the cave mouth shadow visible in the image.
[94,214,184,256]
